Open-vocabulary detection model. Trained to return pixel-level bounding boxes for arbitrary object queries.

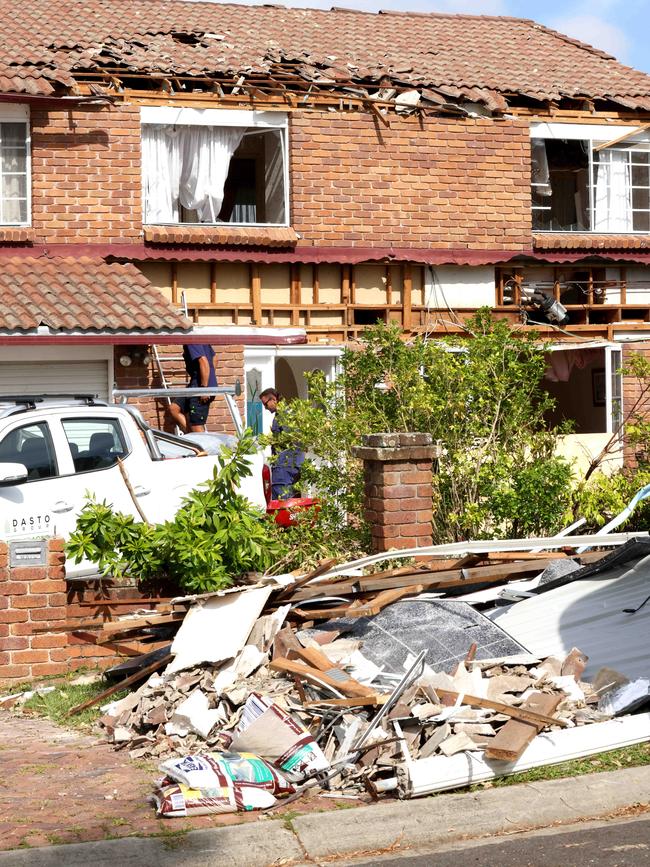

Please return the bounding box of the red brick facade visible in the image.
[0,537,163,686]
[291,112,531,249]
[26,104,531,250]
[31,104,142,244]
[622,343,650,466]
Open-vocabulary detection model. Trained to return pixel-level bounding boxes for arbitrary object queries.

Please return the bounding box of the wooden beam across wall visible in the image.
[171,262,179,307]
[251,264,262,325]
[386,264,393,306]
[620,266,627,305]
[290,264,301,326]
[402,263,412,330]
[308,264,319,327]
[210,262,217,304]
[342,264,352,331]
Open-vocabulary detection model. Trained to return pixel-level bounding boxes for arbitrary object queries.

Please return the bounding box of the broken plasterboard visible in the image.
[166,585,272,676]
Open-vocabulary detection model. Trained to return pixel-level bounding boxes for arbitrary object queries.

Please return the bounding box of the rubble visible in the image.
[57,538,650,817]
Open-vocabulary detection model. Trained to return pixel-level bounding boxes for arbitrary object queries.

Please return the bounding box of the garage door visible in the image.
[0,361,109,401]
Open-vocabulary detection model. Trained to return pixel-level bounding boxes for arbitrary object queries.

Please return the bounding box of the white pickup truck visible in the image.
[0,394,266,576]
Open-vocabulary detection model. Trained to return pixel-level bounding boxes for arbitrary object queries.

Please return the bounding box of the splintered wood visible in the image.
[55,545,631,803]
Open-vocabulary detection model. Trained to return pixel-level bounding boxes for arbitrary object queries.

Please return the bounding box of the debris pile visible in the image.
[65,538,650,817]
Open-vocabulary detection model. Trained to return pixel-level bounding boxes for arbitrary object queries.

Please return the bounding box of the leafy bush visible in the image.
[572,469,650,533]
[65,431,284,593]
[272,312,574,549]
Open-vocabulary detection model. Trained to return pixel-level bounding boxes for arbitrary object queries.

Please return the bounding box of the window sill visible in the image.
[0,227,33,243]
[144,225,298,248]
[533,232,650,250]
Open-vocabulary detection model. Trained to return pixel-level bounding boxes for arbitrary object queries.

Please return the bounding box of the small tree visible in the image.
[274,311,573,549]
[66,431,284,593]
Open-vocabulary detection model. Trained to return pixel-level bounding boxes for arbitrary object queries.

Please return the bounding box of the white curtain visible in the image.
[143,125,244,224]
[594,150,633,231]
[178,126,245,222]
[142,125,182,223]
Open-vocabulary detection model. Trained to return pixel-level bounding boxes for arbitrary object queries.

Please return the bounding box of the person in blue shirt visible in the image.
[169,343,217,433]
[260,387,304,500]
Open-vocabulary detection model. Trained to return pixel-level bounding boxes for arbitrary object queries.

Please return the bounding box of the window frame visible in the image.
[0,420,58,482]
[60,415,131,475]
[140,107,290,228]
[0,105,30,227]
[530,122,650,235]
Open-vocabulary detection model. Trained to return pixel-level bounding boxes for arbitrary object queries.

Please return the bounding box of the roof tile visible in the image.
[143,225,298,247]
[0,257,190,333]
[533,233,650,251]
[2,2,650,109]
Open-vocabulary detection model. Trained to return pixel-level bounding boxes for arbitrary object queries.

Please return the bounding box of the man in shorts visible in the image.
[169,344,217,433]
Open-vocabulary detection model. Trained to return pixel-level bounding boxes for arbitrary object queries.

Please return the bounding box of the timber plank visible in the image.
[66,653,173,717]
[484,692,564,762]
[269,657,375,698]
[431,688,567,729]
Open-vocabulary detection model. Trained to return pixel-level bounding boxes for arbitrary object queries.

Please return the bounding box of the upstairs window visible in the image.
[141,108,288,226]
[531,125,650,233]
[0,109,29,226]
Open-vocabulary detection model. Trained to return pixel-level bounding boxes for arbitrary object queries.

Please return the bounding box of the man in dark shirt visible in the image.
[169,343,217,433]
[260,387,304,499]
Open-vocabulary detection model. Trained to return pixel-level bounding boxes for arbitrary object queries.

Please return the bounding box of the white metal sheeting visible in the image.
[403,712,650,797]
[492,553,650,681]
[319,532,648,579]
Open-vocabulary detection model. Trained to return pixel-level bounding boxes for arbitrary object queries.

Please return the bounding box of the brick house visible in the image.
[0,2,650,468]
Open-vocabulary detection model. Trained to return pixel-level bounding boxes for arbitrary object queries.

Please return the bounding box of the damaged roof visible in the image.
[0,257,191,333]
[4,1,650,112]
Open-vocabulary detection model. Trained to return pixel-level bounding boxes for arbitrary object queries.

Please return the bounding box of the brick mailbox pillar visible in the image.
[0,537,68,685]
[352,433,438,553]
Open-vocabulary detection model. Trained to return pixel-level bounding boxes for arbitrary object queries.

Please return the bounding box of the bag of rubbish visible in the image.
[153,750,294,817]
[230,692,329,782]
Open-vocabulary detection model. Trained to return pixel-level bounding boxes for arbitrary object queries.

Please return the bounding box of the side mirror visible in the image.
[0,462,28,486]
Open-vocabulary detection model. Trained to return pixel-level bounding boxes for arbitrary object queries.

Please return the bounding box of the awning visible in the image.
[0,244,527,267]
[0,256,307,346]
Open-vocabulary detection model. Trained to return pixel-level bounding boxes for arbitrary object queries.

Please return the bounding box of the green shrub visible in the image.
[65,431,284,593]
[271,312,574,551]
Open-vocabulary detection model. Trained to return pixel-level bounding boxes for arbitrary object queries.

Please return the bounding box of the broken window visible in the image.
[141,108,288,226]
[0,120,29,225]
[532,135,650,233]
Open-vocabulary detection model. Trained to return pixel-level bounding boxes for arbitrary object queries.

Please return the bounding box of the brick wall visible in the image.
[26,103,531,249]
[0,538,72,684]
[0,537,151,686]
[353,433,437,552]
[113,344,245,433]
[31,103,142,244]
[290,112,531,249]
[622,343,650,466]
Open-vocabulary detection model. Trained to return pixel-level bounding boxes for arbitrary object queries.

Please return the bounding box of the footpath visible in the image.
[0,710,648,866]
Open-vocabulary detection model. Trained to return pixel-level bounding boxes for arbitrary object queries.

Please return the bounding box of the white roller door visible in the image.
[0,360,109,401]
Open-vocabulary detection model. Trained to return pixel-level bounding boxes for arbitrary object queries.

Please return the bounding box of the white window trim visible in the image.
[605,345,623,436]
[531,122,650,235]
[140,107,290,229]
[0,104,30,228]
[140,107,287,128]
